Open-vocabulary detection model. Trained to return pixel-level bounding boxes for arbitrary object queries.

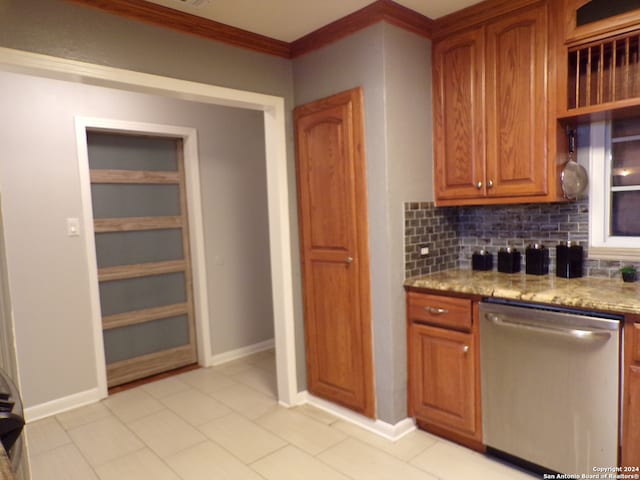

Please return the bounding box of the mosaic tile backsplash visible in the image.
[404,202,458,278]
[404,199,640,279]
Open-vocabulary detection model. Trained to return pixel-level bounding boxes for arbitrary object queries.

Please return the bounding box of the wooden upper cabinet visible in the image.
[564,0,640,45]
[432,1,556,206]
[560,1,640,118]
[433,27,486,201]
[485,3,548,197]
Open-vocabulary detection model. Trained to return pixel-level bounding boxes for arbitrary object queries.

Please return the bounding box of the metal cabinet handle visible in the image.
[476,181,483,189]
[487,179,494,188]
[463,345,469,353]
[424,306,449,315]
[345,257,353,264]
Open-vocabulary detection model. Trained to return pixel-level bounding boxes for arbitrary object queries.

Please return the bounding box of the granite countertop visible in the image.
[404,269,640,315]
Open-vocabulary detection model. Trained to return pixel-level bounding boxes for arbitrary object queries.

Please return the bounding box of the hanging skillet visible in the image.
[561,129,588,200]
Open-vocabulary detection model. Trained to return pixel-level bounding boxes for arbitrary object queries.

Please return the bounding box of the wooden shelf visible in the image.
[567,31,640,112]
[559,2,640,121]
[90,169,179,184]
[98,259,186,282]
[102,303,189,330]
[94,216,183,233]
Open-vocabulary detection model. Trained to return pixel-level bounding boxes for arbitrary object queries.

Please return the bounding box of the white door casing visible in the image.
[75,118,206,396]
[0,47,298,406]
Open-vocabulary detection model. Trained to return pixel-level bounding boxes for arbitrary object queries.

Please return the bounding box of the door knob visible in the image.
[463,345,469,353]
[346,257,353,264]
[487,179,494,188]
[476,181,483,189]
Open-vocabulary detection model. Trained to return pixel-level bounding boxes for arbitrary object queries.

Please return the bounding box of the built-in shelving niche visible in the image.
[568,31,640,110]
[576,0,640,27]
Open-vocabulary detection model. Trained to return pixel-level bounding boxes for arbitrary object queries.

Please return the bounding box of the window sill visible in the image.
[588,246,640,262]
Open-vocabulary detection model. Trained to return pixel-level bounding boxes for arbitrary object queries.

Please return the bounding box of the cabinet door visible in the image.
[433,27,486,201]
[409,323,476,435]
[623,364,640,467]
[623,321,640,467]
[485,3,548,197]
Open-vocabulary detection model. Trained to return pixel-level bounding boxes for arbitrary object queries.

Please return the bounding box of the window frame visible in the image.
[589,120,640,261]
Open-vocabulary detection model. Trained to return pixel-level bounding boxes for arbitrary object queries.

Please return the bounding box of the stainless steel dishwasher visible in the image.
[479,299,622,475]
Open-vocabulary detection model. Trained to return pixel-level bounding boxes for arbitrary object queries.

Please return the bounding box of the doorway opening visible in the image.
[0,47,298,412]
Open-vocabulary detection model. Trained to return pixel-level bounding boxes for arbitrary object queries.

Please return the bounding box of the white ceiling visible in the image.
[145,0,484,42]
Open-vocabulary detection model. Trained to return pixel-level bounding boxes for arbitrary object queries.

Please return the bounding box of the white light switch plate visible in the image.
[67,218,80,237]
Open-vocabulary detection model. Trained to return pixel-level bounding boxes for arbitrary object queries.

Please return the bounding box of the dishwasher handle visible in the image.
[484,313,612,341]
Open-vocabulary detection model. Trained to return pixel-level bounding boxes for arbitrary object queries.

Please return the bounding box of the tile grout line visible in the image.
[31,351,534,480]
[190,410,289,468]
[246,442,290,466]
[59,409,148,478]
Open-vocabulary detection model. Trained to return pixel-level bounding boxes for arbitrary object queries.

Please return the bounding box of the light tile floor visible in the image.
[26,350,539,479]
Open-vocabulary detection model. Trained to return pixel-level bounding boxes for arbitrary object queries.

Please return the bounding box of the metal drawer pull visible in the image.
[463,345,469,353]
[424,306,448,315]
[345,257,353,264]
[485,313,611,341]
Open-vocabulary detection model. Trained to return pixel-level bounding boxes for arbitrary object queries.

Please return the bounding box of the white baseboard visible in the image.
[23,339,276,422]
[209,338,275,366]
[24,387,102,423]
[295,391,416,441]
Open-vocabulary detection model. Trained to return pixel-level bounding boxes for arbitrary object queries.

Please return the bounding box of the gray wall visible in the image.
[293,24,386,404]
[0,70,273,408]
[0,0,435,421]
[293,23,432,423]
[383,25,433,422]
[0,0,305,401]
[0,0,293,97]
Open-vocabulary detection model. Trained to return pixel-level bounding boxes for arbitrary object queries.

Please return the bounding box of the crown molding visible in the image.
[290,0,434,58]
[67,0,434,59]
[67,0,292,58]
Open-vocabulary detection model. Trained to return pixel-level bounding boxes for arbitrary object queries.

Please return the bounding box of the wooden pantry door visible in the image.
[87,131,197,388]
[294,88,375,418]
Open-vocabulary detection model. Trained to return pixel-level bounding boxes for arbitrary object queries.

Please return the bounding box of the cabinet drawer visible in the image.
[633,323,640,363]
[407,292,472,331]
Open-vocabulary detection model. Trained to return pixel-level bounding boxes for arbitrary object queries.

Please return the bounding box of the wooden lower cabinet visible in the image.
[407,291,483,450]
[622,319,640,466]
[408,292,637,463]
[409,324,476,433]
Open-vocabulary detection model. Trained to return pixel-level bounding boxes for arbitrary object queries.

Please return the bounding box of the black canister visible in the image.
[497,247,521,273]
[556,241,583,278]
[525,244,549,275]
[472,250,493,271]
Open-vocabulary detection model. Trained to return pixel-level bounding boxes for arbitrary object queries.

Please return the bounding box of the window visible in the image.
[589,118,640,260]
